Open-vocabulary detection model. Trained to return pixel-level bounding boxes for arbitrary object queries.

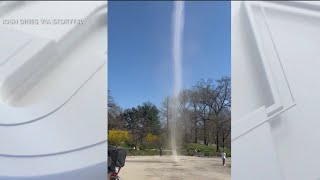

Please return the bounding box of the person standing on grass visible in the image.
[221,151,227,166]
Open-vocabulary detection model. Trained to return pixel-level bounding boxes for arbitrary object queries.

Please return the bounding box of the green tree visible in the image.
[122,102,161,147]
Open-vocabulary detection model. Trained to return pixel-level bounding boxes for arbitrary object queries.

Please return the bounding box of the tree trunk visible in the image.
[194,108,197,143]
[167,99,170,139]
[216,131,219,152]
[167,116,169,139]
[194,127,197,143]
[222,137,225,150]
[203,120,207,145]
[184,124,187,142]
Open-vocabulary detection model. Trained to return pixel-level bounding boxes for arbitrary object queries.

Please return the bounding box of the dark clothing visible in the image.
[108,145,127,173]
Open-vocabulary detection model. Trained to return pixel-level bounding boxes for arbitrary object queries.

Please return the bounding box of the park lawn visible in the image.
[122,143,231,157]
[184,143,231,157]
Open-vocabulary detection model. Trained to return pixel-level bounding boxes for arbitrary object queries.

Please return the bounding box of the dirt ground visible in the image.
[119,155,231,180]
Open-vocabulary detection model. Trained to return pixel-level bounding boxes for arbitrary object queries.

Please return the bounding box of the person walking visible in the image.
[221,151,227,166]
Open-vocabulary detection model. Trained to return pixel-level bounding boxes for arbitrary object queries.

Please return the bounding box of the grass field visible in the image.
[125,143,231,157]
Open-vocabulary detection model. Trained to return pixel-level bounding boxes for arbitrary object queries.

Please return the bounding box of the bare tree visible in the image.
[220,109,231,150]
[189,89,200,143]
[160,96,171,138]
[193,79,214,145]
[110,75,231,152]
[178,90,192,143]
[108,90,123,130]
[210,77,231,151]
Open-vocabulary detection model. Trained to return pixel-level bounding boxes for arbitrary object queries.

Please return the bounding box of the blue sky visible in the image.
[108,1,230,109]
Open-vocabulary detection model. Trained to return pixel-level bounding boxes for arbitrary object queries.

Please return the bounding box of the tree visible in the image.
[210,76,231,151]
[144,133,160,148]
[122,107,141,146]
[122,102,161,148]
[211,76,231,115]
[220,109,231,149]
[160,97,171,138]
[108,90,124,130]
[189,89,200,143]
[178,90,193,143]
[108,130,129,147]
[193,79,214,145]
[108,75,231,152]
[139,102,161,135]
[108,89,120,117]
